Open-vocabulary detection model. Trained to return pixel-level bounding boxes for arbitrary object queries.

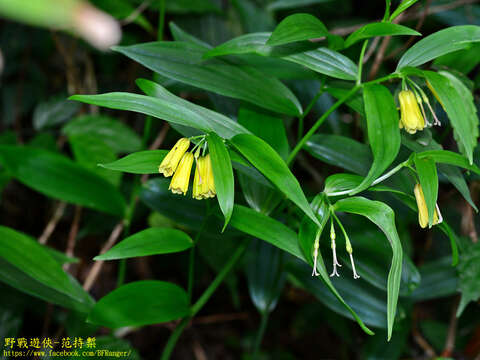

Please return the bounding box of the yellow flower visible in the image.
[159,138,190,177]
[399,90,425,134]
[192,155,216,200]
[169,152,193,195]
[414,183,441,228]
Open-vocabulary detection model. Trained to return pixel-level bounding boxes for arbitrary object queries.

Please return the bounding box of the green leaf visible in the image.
[438,222,459,266]
[410,257,458,301]
[164,0,220,13]
[397,25,480,70]
[112,41,302,116]
[87,280,189,328]
[229,134,320,226]
[33,95,79,130]
[416,150,480,174]
[100,150,168,174]
[286,47,358,81]
[267,0,332,11]
[0,226,94,313]
[349,84,400,195]
[305,134,371,175]
[94,228,193,261]
[423,71,478,164]
[345,22,420,48]
[414,155,438,228]
[457,241,480,316]
[246,240,286,314]
[439,164,477,212]
[390,0,418,21]
[0,145,125,216]
[62,115,142,153]
[267,13,328,46]
[326,85,366,116]
[208,132,234,230]
[228,204,304,260]
[71,81,248,140]
[334,197,403,340]
[203,32,356,81]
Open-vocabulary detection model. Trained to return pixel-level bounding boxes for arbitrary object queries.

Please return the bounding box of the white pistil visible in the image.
[330,239,341,277]
[349,253,360,279]
[425,100,441,126]
[312,231,320,276]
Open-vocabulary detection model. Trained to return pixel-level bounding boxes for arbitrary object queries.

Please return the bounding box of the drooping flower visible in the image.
[159,138,190,177]
[204,154,216,199]
[192,155,216,200]
[414,183,442,228]
[398,90,425,134]
[168,152,194,195]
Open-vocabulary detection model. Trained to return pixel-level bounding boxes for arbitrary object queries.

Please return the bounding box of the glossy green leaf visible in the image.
[246,240,286,314]
[62,115,142,153]
[0,226,94,313]
[267,13,328,46]
[414,155,438,227]
[94,228,193,260]
[229,134,320,226]
[208,132,234,230]
[305,134,371,175]
[100,150,168,174]
[334,197,403,340]
[439,164,477,212]
[345,22,420,48]
[438,222,459,266]
[390,0,418,21]
[397,25,480,70]
[267,0,332,11]
[457,240,480,316]
[87,280,189,328]
[416,150,480,174]
[228,204,304,260]
[112,41,302,116]
[410,257,458,301]
[71,81,249,140]
[326,86,365,116]
[423,71,478,164]
[204,32,272,58]
[350,84,400,195]
[0,145,125,216]
[33,95,79,130]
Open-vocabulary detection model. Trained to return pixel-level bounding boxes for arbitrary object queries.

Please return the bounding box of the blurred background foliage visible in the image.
[1,0,480,359]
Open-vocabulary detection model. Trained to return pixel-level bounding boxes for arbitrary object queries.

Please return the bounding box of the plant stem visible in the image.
[297,83,325,142]
[252,311,269,359]
[357,40,369,85]
[161,240,249,360]
[287,86,360,166]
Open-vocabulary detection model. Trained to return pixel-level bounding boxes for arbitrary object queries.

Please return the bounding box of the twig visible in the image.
[413,327,437,357]
[83,222,124,291]
[442,297,460,357]
[363,36,380,64]
[192,338,207,360]
[121,0,152,26]
[63,206,82,271]
[193,312,249,325]
[38,202,68,245]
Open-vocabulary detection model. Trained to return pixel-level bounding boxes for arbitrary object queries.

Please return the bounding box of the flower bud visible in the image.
[414,183,441,228]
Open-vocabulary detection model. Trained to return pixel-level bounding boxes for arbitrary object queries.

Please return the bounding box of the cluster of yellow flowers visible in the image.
[398,82,441,134]
[159,138,216,199]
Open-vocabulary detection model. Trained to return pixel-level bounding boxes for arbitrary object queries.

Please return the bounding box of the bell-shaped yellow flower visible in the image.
[399,90,425,134]
[192,155,216,199]
[169,152,193,195]
[414,183,441,228]
[159,138,190,177]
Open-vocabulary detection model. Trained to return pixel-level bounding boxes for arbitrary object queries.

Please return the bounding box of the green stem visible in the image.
[161,240,249,360]
[287,85,360,166]
[252,312,269,359]
[158,0,165,41]
[297,83,325,141]
[187,215,210,302]
[357,40,369,85]
[383,0,391,21]
[364,73,400,86]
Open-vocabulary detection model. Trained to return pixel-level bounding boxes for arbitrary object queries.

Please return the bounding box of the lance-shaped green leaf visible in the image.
[416,150,480,174]
[266,13,328,46]
[0,145,125,216]
[345,22,420,48]
[87,280,189,328]
[423,71,478,164]
[349,84,400,195]
[94,228,193,260]
[414,155,438,228]
[267,0,332,11]
[111,41,302,116]
[100,150,168,174]
[71,81,249,140]
[208,132,234,230]
[0,226,94,313]
[397,25,480,70]
[229,134,320,226]
[228,204,304,260]
[334,197,403,341]
[390,0,418,21]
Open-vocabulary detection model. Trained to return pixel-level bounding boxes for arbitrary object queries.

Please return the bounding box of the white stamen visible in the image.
[349,253,360,279]
[330,240,341,277]
[425,100,441,126]
[312,249,320,276]
[436,203,443,224]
